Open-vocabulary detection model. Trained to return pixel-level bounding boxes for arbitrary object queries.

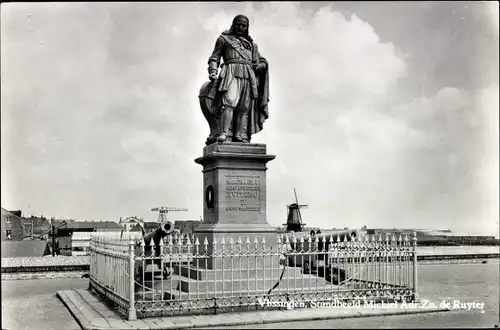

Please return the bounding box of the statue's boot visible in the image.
[217,106,234,142]
[233,112,249,143]
[205,136,217,145]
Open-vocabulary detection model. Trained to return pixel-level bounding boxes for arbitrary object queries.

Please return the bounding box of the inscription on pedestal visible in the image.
[224,175,261,212]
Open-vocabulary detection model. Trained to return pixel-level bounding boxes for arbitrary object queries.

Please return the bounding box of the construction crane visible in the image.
[151,206,188,223]
[283,188,309,232]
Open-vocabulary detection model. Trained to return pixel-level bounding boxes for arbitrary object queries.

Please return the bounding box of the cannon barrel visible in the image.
[135,221,174,277]
[142,220,175,248]
[135,220,175,281]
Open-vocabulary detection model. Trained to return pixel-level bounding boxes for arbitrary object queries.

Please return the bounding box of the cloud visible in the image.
[277,83,499,234]
[1,3,497,235]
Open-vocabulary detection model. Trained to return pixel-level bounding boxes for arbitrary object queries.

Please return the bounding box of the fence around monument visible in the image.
[89,231,418,321]
[88,231,142,320]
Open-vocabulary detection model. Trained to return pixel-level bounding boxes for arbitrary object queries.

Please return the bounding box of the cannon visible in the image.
[283,229,360,285]
[142,220,175,254]
[135,220,175,281]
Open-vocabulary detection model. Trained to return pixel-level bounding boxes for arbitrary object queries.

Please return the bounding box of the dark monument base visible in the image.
[193,142,277,257]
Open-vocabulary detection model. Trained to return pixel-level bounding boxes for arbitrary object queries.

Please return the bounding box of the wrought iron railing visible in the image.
[89,231,142,320]
[89,231,418,320]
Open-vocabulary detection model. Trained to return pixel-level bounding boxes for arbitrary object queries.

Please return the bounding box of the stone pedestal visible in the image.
[193,142,277,269]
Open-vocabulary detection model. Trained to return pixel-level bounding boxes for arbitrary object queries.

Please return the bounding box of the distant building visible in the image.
[54,220,122,235]
[119,216,145,232]
[366,229,376,235]
[144,222,160,233]
[363,228,499,246]
[130,223,145,233]
[1,208,24,240]
[55,220,122,255]
[20,215,52,240]
[445,235,499,246]
[70,232,92,256]
[1,208,51,241]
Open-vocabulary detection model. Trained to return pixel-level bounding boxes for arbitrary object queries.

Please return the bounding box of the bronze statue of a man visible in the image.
[199,15,270,145]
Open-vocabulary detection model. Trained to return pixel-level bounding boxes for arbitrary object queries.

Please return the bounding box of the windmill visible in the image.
[283,188,309,232]
[151,206,188,223]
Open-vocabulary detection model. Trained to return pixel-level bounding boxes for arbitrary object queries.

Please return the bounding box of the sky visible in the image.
[1,2,499,236]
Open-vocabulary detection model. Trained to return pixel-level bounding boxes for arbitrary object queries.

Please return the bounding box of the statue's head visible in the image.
[231,14,249,37]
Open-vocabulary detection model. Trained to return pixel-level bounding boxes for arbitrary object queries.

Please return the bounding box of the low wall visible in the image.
[2,271,87,280]
[1,256,90,280]
[1,256,89,272]
[418,253,499,260]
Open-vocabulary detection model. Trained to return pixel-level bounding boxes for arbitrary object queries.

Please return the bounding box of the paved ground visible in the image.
[2,260,499,329]
[1,278,89,330]
[202,311,497,329]
[59,289,451,330]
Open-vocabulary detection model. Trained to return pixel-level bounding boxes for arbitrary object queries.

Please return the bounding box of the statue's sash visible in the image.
[220,34,253,64]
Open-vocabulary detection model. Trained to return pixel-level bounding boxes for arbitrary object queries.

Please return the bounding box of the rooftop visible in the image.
[71,232,92,240]
[1,240,51,258]
[55,220,121,230]
[1,208,23,221]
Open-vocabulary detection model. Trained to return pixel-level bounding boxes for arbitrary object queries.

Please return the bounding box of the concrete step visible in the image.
[179,274,334,293]
[189,256,282,271]
[135,272,338,299]
[138,284,339,301]
[179,265,303,281]
[136,274,182,292]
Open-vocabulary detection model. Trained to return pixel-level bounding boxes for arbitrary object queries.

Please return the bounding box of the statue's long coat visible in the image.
[204,31,270,137]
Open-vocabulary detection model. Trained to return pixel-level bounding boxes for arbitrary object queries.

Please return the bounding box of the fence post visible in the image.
[88,235,93,290]
[128,236,137,320]
[412,232,419,302]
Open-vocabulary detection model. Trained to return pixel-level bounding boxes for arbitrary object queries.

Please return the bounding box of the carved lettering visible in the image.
[226,206,261,212]
[225,176,261,212]
[225,191,258,198]
[226,179,258,186]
